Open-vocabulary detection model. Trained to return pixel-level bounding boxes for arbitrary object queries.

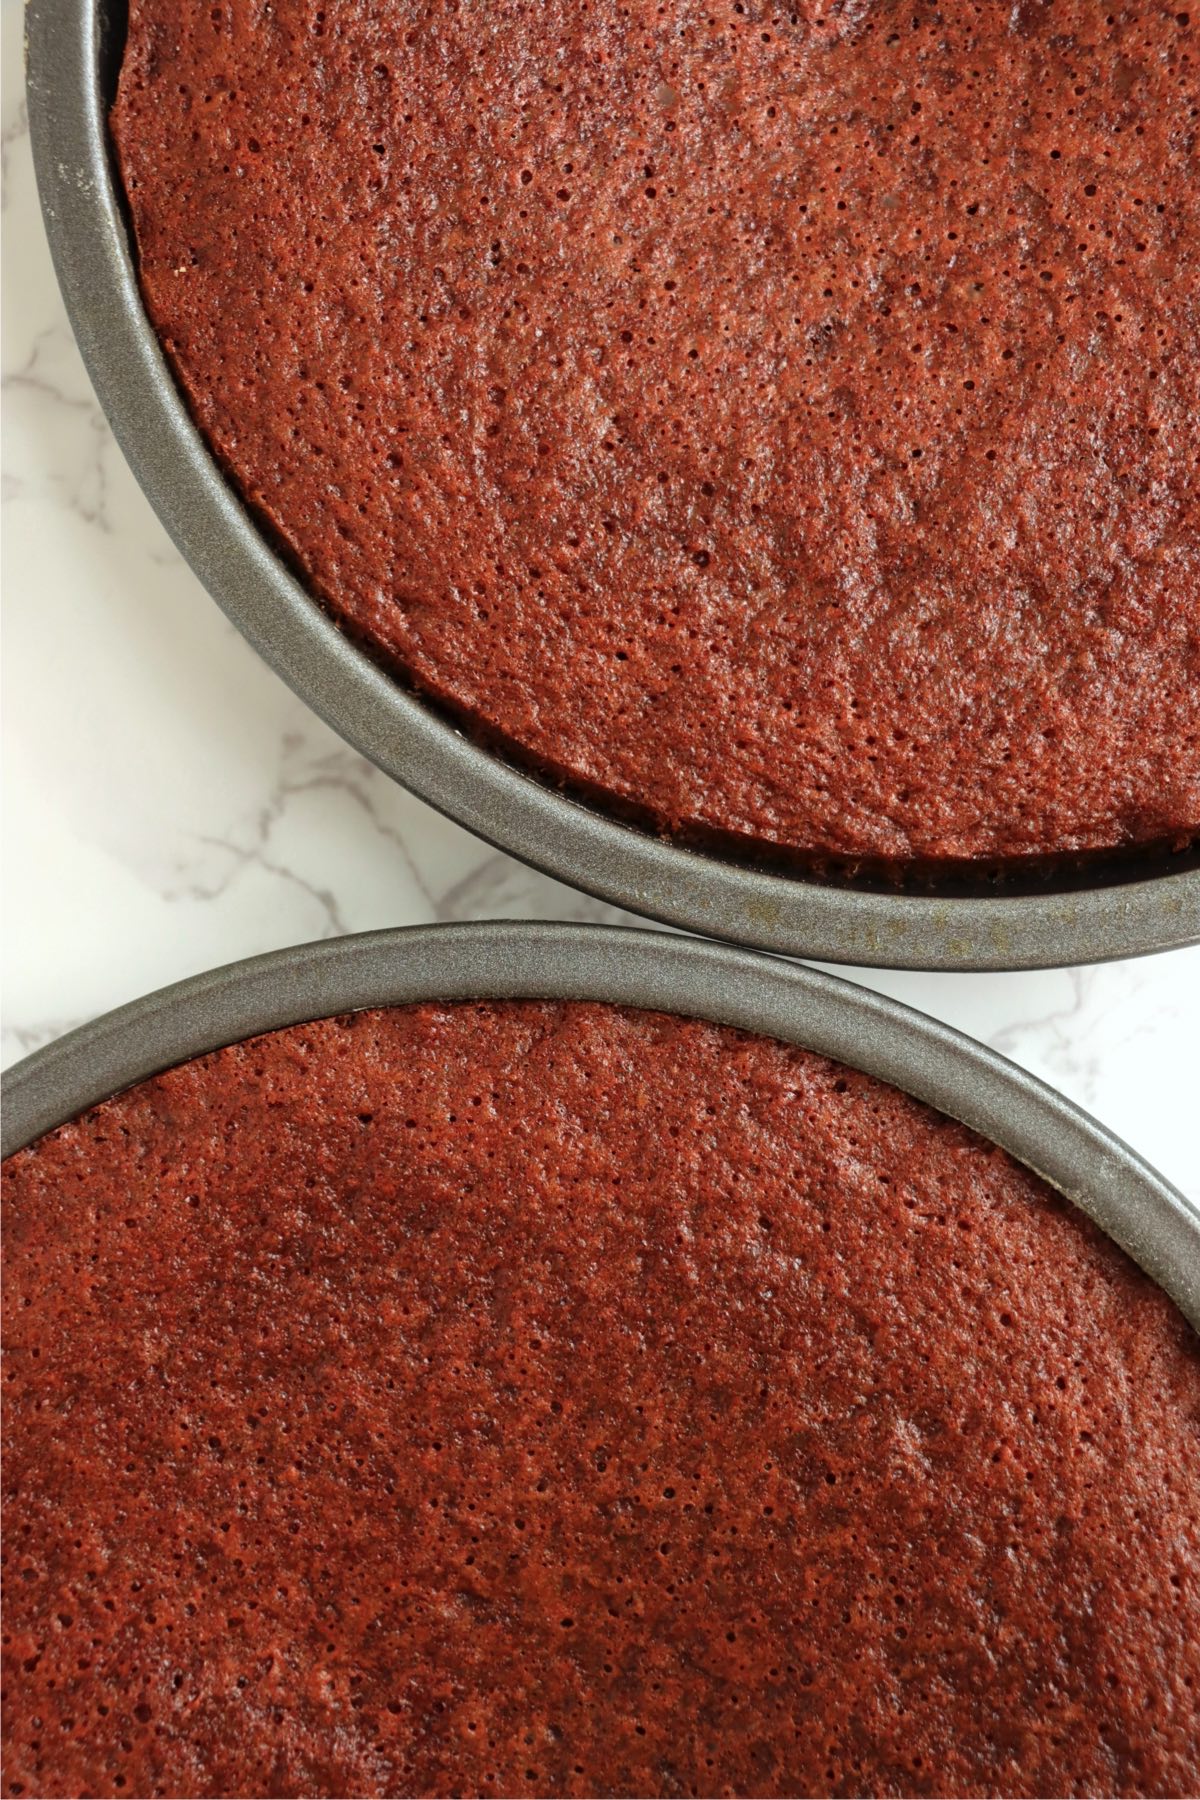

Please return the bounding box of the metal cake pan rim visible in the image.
[4,920,1198,1328]
[24,0,1200,973]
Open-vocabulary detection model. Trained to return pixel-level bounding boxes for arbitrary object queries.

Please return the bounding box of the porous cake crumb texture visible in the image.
[111,2,1200,875]
[3,1003,1199,1797]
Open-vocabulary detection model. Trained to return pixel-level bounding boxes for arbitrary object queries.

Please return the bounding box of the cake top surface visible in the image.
[111,0,1200,874]
[4,1001,1198,1797]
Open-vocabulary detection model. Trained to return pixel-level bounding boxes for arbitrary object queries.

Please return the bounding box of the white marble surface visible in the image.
[3,0,1197,1198]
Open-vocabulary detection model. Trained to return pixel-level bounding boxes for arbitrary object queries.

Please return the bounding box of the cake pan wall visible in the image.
[4,922,1198,1329]
[25,0,1200,972]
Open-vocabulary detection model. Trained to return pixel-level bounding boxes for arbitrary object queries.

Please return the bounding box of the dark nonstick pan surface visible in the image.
[24,0,1200,970]
[5,922,1198,1327]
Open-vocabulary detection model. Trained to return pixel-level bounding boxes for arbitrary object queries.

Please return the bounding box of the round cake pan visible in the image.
[4,921,1198,1329]
[25,0,1200,973]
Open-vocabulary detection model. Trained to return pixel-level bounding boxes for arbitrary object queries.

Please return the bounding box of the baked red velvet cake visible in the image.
[3,1002,1198,1798]
[110,2,1200,878]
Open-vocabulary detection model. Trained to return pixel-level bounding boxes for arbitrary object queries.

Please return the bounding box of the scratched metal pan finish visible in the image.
[25,0,1200,971]
[4,922,1199,1328]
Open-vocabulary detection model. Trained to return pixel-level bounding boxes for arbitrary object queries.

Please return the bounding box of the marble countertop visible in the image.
[3,1,1197,1198]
